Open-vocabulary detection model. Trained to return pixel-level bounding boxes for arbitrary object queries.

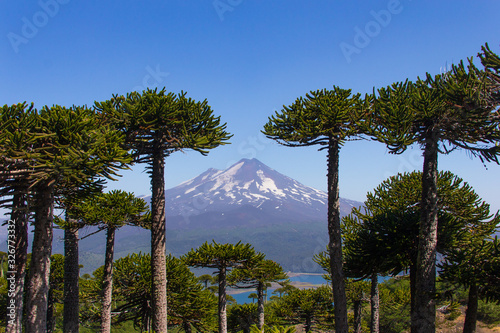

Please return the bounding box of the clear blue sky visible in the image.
[2,0,500,212]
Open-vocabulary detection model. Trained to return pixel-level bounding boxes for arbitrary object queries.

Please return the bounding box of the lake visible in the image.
[229,273,393,304]
[229,273,328,304]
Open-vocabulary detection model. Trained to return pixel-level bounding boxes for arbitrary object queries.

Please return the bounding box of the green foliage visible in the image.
[228,259,287,289]
[262,86,368,148]
[0,276,7,328]
[73,189,150,229]
[378,277,412,333]
[35,105,130,185]
[341,170,499,279]
[165,255,218,331]
[444,302,462,321]
[313,251,371,304]
[49,254,65,304]
[477,299,500,325]
[271,286,334,332]
[0,103,40,208]
[271,280,297,299]
[228,303,258,333]
[439,237,500,303]
[183,241,265,270]
[95,88,232,162]
[80,252,217,332]
[371,51,500,162]
[249,324,296,333]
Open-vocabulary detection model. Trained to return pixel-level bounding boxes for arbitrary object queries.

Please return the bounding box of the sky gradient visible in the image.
[2,0,500,212]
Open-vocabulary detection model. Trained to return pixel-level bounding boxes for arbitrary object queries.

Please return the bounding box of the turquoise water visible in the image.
[229,274,392,304]
[230,274,328,304]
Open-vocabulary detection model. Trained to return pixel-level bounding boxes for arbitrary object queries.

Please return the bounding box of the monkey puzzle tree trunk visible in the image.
[353,300,362,333]
[463,282,479,333]
[151,145,168,333]
[63,222,80,333]
[46,286,55,333]
[101,226,116,333]
[6,191,28,333]
[257,281,265,330]
[413,131,439,333]
[26,182,55,333]
[305,315,312,333]
[219,266,228,333]
[409,262,416,330]
[370,273,379,333]
[183,322,193,333]
[327,136,348,333]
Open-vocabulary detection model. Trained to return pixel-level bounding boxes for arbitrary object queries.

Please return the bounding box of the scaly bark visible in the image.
[151,145,168,333]
[101,226,116,333]
[47,284,55,333]
[327,136,348,333]
[257,282,265,330]
[26,183,55,333]
[353,300,362,333]
[6,191,28,333]
[412,131,439,333]
[218,266,228,333]
[370,273,379,333]
[63,223,80,333]
[463,282,479,333]
[409,262,416,330]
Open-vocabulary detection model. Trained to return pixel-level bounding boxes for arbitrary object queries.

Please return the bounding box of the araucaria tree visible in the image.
[0,103,39,333]
[75,190,149,333]
[263,86,369,333]
[340,171,497,332]
[0,104,129,332]
[183,241,264,333]
[55,179,105,333]
[370,46,500,333]
[228,258,287,329]
[439,236,500,333]
[96,88,231,332]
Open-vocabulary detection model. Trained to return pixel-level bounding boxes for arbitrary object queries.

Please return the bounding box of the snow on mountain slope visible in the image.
[163,158,361,229]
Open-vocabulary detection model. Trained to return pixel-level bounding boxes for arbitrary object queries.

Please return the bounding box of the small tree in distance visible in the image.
[76,190,149,333]
[183,241,265,333]
[229,258,288,330]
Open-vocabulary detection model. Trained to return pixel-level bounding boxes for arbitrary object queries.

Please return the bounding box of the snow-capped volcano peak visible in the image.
[164,158,330,220]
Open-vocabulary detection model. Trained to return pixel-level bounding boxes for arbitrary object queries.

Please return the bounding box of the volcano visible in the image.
[162,158,360,230]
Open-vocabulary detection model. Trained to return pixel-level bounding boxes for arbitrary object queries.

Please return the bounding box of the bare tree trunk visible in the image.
[46,284,55,333]
[218,266,228,333]
[26,183,54,333]
[409,263,416,332]
[413,133,439,333]
[63,222,80,333]
[370,273,379,333]
[327,137,348,333]
[257,282,265,330]
[354,300,362,333]
[183,322,193,333]
[101,226,116,333]
[305,315,312,333]
[151,147,168,333]
[6,191,28,333]
[463,282,479,333]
